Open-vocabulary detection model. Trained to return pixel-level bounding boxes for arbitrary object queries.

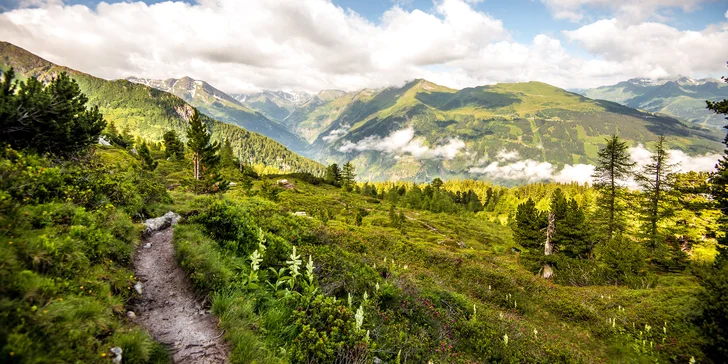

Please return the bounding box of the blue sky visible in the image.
[1,0,727,93]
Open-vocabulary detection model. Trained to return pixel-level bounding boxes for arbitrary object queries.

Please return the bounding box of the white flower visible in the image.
[249,250,262,272]
[286,246,302,279]
[305,255,315,283]
[355,305,364,331]
[503,334,509,346]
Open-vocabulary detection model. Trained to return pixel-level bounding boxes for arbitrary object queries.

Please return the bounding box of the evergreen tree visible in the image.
[513,198,545,250]
[431,178,443,190]
[220,138,236,168]
[597,234,647,286]
[186,109,220,180]
[341,161,356,189]
[138,142,158,171]
[701,71,728,361]
[592,135,635,240]
[708,76,728,264]
[325,163,342,185]
[0,69,105,156]
[162,130,185,160]
[636,136,675,254]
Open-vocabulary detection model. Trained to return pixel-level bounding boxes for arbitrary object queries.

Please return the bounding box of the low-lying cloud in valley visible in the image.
[338,127,466,160]
[469,145,723,185]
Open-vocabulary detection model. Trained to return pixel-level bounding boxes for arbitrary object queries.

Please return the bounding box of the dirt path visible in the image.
[133,228,229,363]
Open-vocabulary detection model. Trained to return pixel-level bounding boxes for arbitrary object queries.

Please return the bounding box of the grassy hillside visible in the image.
[154,168,714,363]
[0,42,324,175]
[581,77,728,129]
[292,79,723,181]
[127,77,309,153]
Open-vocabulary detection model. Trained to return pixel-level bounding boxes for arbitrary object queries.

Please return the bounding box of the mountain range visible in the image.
[126,76,308,153]
[1,41,725,182]
[0,41,324,175]
[577,76,728,129]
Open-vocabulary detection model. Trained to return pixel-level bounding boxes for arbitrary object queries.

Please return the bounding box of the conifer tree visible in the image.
[138,142,158,171]
[0,69,105,156]
[636,136,675,254]
[513,198,544,249]
[325,163,341,185]
[701,71,728,361]
[342,161,356,189]
[220,138,236,168]
[186,109,220,180]
[592,135,635,240]
[162,130,185,160]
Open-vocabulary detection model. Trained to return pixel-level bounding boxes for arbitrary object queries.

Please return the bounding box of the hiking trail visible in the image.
[132,224,229,363]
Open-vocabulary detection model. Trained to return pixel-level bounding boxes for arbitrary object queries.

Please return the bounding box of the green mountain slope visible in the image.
[0,41,324,175]
[295,79,723,181]
[126,76,309,153]
[580,77,728,129]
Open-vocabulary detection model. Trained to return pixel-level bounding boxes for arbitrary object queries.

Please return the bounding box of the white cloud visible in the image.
[338,127,465,160]
[469,160,595,183]
[564,19,728,79]
[629,144,721,173]
[0,0,725,93]
[540,0,708,23]
[322,127,349,142]
[468,145,721,184]
[496,149,520,162]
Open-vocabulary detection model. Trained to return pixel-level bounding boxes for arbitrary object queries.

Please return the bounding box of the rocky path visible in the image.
[133,227,229,363]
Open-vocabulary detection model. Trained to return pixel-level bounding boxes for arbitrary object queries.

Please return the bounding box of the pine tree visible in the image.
[138,142,158,171]
[636,136,675,254]
[592,135,635,240]
[0,69,105,156]
[513,198,545,250]
[186,109,220,180]
[220,138,236,168]
[708,76,728,264]
[701,70,728,361]
[341,161,356,189]
[325,163,341,185]
[162,130,185,160]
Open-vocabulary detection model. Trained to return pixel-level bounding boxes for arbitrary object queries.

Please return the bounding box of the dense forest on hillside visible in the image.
[1,65,728,364]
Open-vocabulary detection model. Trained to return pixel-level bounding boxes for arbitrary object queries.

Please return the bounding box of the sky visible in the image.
[0,0,727,94]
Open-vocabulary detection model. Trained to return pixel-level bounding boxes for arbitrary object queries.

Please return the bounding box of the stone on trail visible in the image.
[143,211,181,237]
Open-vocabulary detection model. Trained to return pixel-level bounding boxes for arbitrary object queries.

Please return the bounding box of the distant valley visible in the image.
[578,76,728,129]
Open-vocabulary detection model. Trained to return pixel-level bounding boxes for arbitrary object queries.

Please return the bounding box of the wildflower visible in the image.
[363,291,369,302]
[101,353,107,357]
[690,357,696,364]
[612,318,615,328]
[375,282,380,292]
[249,250,262,272]
[305,255,315,283]
[645,324,651,333]
[533,329,538,339]
[503,334,509,346]
[348,292,353,308]
[473,304,477,321]
[355,305,364,331]
[8,241,12,245]
[286,246,302,279]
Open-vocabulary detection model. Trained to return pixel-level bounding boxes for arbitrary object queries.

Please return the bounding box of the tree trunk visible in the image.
[543,212,555,279]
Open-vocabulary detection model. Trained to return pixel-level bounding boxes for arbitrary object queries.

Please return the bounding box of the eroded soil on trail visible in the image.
[133,228,228,363]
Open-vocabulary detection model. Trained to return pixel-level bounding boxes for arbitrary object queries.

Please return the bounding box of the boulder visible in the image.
[143,211,181,236]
